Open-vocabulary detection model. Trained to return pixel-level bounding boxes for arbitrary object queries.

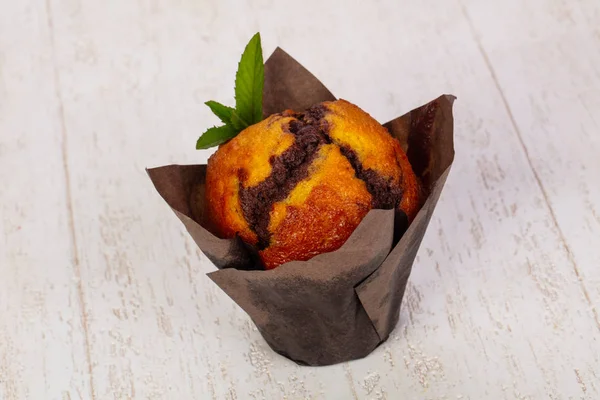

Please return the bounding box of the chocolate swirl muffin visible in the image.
[204,99,420,269]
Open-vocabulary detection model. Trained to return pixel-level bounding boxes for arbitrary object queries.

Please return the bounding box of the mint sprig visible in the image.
[234,32,264,127]
[204,101,235,124]
[196,125,238,149]
[196,33,264,150]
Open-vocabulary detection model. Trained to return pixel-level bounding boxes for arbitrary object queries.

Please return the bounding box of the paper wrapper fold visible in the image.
[147,48,455,366]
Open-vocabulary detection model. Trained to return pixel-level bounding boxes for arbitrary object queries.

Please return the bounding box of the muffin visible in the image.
[204,99,420,269]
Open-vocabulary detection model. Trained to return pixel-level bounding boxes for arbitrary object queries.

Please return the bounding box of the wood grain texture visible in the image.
[461,0,600,325]
[1,0,598,398]
[0,1,92,399]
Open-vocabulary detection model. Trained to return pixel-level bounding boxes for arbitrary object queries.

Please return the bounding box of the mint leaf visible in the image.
[205,101,235,124]
[196,33,265,151]
[196,125,238,149]
[230,110,249,131]
[234,32,264,126]
[205,102,249,131]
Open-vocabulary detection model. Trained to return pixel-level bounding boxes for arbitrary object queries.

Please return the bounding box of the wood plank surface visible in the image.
[0,1,93,399]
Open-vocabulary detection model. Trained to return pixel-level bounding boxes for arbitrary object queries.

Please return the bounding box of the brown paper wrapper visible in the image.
[147,48,455,366]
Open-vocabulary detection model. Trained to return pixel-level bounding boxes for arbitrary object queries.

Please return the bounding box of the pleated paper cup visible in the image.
[148,48,455,366]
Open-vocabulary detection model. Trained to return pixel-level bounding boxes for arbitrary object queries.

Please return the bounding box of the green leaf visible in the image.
[230,110,249,131]
[205,101,235,125]
[196,125,238,149]
[195,33,265,151]
[234,32,264,126]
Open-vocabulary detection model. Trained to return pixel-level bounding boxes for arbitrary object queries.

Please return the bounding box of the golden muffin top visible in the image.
[204,99,420,269]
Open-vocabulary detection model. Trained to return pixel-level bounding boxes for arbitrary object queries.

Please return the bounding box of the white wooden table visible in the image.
[1,1,599,399]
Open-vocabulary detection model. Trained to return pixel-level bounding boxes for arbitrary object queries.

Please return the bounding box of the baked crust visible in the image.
[204,99,420,269]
